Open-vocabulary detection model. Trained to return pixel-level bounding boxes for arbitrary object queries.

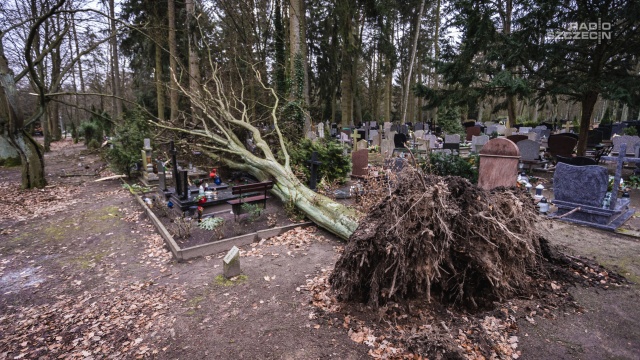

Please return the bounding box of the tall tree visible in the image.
[519,0,640,155]
[107,0,122,120]
[167,0,179,122]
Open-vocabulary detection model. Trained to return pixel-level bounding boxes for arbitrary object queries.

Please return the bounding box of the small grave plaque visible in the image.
[223,246,241,278]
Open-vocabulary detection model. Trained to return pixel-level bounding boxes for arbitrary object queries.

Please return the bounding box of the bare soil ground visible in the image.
[0,139,639,359]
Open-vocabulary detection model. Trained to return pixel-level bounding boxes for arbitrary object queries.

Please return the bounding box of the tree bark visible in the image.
[109,0,122,120]
[577,91,599,156]
[0,42,46,189]
[185,0,201,120]
[401,0,425,124]
[167,0,179,122]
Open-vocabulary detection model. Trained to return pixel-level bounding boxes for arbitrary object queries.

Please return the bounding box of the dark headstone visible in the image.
[465,126,481,141]
[170,141,180,194]
[351,149,369,178]
[553,163,608,207]
[307,151,322,190]
[179,170,189,200]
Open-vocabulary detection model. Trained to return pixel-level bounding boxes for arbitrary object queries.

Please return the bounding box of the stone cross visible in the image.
[223,246,241,278]
[350,131,361,151]
[602,143,640,210]
[307,151,322,191]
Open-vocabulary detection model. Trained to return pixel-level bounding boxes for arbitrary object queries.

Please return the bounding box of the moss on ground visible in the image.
[214,274,248,286]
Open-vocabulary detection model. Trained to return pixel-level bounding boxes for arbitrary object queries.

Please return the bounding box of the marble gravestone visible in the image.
[551,161,635,231]
[317,122,325,139]
[357,139,368,151]
[477,138,520,190]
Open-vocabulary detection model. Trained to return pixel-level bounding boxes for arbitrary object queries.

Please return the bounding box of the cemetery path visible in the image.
[0,139,639,359]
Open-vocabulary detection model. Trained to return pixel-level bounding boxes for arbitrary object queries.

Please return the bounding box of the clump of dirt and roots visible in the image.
[330,167,547,310]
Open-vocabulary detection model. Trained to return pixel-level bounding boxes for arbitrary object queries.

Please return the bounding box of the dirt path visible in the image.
[0,140,368,359]
[1,139,639,359]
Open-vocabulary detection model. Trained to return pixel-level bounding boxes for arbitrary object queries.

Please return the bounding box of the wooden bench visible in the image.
[226,181,273,220]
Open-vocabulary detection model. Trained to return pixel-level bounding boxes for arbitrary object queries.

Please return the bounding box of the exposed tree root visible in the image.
[330,167,546,310]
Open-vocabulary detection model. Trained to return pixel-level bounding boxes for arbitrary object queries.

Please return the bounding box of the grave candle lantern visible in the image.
[538,197,549,214]
[535,184,544,199]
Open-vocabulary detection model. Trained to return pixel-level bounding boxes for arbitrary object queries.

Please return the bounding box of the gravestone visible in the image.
[519,127,532,134]
[170,141,180,194]
[551,160,634,230]
[424,134,439,148]
[612,135,640,155]
[223,246,241,278]
[517,139,541,161]
[444,134,460,144]
[351,149,369,178]
[471,134,489,153]
[369,129,379,141]
[465,126,481,141]
[370,130,381,147]
[383,122,392,134]
[414,130,425,140]
[317,122,325,139]
[357,139,369,151]
[495,124,507,135]
[179,170,189,200]
[485,125,498,135]
[330,123,338,136]
[157,160,167,191]
[399,124,409,135]
[339,132,349,144]
[307,152,322,190]
[477,138,520,190]
[415,123,425,131]
[381,139,394,157]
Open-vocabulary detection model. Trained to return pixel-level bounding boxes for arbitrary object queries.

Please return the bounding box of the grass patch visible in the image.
[214,274,248,286]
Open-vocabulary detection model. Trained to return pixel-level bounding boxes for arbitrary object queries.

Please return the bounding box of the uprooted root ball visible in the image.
[330,168,546,309]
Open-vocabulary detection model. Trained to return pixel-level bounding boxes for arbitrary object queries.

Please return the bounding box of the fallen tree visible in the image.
[152,64,358,239]
[330,168,546,309]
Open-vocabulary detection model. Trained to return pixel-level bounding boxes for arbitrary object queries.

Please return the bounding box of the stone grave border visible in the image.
[134,195,312,261]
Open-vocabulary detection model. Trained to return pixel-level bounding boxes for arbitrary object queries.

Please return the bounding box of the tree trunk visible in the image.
[433,0,441,126]
[167,0,179,122]
[186,0,202,121]
[401,0,425,124]
[0,47,46,189]
[109,0,122,120]
[577,91,599,156]
[228,153,358,240]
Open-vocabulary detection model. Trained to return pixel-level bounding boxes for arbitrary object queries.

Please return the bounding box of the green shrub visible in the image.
[78,121,102,145]
[87,139,101,149]
[288,138,351,184]
[78,110,112,145]
[623,127,638,136]
[437,107,465,136]
[107,108,151,178]
[421,152,478,184]
[240,203,263,222]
